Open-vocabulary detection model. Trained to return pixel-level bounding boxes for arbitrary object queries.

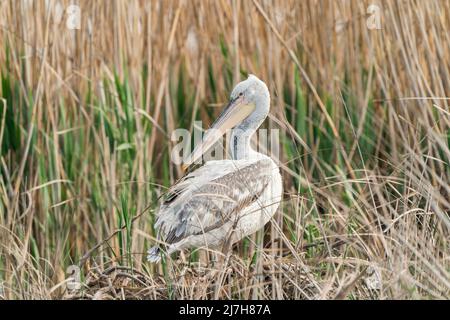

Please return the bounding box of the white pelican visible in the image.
[148,75,282,262]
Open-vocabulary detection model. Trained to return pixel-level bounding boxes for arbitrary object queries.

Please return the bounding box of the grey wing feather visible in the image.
[154,158,273,245]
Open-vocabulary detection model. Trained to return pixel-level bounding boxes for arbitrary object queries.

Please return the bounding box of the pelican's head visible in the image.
[183,74,270,169]
[229,74,270,115]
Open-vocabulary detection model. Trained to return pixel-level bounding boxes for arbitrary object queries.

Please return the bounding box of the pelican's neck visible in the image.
[230,111,267,160]
[229,83,270,161]
[230,127,258,160]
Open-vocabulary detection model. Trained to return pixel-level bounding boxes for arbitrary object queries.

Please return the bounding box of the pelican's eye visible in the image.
[238,92,244,97]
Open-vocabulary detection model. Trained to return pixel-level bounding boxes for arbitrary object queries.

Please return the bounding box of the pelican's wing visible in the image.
[154,158,274,245]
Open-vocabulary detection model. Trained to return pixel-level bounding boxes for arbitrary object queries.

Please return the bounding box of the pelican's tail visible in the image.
[147,246,161,263]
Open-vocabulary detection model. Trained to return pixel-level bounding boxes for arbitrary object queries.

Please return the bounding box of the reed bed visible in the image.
[0,0,449,299]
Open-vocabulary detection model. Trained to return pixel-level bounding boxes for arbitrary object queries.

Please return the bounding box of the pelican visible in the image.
[148,74,282,262]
